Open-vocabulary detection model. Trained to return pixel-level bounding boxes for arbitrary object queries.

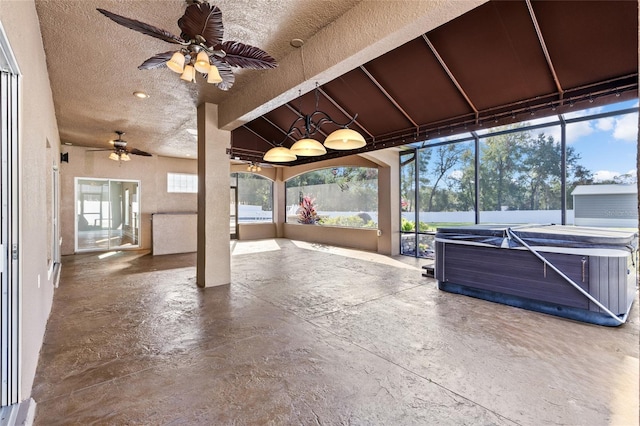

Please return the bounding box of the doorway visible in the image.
[230,186,238,239]
[75,178,141,252]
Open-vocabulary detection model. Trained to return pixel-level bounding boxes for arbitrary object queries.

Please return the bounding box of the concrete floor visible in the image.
[32,239,639,425]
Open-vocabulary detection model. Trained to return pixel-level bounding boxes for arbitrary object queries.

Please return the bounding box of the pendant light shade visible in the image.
[207,64,223,84]
[109,152,120,161]
[194,51,211,73]
[120,153,131,162]
[290,138,327,156]
[263,146,297,162]
[180,65,196,82]
[166,51,185,74]
[323,128,366,150]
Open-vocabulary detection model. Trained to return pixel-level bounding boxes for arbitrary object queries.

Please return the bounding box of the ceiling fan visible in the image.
[92,131,152,162]
[97,0,278,90]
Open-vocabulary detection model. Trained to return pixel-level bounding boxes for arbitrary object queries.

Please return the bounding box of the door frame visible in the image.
[0,20,21,407]
[74,177,142,252]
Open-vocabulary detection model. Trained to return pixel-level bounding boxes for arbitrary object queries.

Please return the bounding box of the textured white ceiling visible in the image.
[35,0,362,158]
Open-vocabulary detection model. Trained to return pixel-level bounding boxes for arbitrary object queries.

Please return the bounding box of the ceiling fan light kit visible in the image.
[100,131,152,162]
[167,51,186,73]
[179,64,195,82]
[97,0,278,91]
[98,1,366,163]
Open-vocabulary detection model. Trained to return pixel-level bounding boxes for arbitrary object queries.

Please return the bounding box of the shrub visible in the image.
[320,215,377,228]
[401,217,415,231]
[297,196,319,224]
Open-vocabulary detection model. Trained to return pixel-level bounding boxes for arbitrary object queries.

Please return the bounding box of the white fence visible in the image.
[402,210,574,225]
[242,205,576,226]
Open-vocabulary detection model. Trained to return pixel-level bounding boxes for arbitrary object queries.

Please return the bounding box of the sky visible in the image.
[528,99,638,182]
[424,99,638,184]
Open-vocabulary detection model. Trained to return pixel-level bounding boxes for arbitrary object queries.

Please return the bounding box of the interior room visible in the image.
[0,0,638,424]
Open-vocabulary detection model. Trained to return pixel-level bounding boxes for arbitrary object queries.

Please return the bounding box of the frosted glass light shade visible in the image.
[180,65,196,82]
[167,51,185,73]
[263,146,296,162]
[194,51,210,73]
[120,153,131,161]
[207,64,223,84]
[324,128,366,150]
[290,138,326,156]
[109,152,119,161]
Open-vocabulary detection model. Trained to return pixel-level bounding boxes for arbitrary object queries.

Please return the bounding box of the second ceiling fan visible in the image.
[97,131,152,162]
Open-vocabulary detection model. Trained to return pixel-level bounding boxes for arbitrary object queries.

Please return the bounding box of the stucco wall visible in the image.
[283,223,379,252]
[0,0,61,399]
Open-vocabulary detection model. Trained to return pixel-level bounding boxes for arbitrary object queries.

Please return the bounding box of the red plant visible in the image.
[297,195,319,224]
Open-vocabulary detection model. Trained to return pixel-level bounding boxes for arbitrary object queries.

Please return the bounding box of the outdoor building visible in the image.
[573,184,638,228]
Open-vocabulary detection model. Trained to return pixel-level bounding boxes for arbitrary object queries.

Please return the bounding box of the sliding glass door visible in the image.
[75,178,140,251]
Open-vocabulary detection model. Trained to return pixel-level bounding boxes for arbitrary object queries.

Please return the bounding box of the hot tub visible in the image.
[435,225,638,326]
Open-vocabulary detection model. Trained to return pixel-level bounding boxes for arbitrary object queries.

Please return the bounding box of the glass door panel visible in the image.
[76,178,140,251]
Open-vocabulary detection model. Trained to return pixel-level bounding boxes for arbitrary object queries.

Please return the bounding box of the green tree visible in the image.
[479,130,526,210]
[424,144,467,212]
[519,133,562,210]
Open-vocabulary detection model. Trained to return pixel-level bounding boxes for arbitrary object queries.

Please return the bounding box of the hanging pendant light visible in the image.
[323,128,367,150]
[265,84,365,161]
[263,146,297,162]
[290,138,326,156]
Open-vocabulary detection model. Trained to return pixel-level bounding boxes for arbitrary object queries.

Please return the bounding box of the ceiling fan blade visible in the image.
[97,8,185,45]
[139,51,175,70]
[129,148,152,157]
[177,3,223,47]
[218,41,277,69]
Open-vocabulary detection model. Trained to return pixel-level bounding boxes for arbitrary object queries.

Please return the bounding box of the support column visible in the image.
[197,103,231,287]
[377,162,400,256]
[273,167,286,238]
[362,150,400,255]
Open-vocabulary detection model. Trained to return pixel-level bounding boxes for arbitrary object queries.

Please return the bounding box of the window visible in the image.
[478,124,562,224]
[167,173,198,193]
[232,173,273,223]
[285,167,378,228]
[400,99,639,258]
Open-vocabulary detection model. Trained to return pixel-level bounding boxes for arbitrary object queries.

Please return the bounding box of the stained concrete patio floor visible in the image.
[32,239,639,425]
